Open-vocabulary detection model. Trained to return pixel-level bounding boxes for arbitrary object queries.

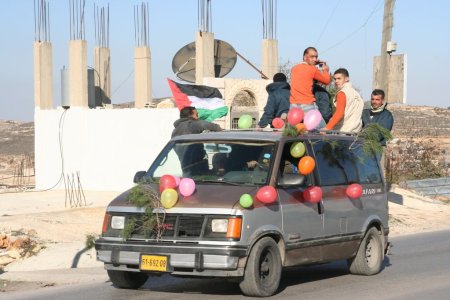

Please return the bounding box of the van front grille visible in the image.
[128,214,206,240]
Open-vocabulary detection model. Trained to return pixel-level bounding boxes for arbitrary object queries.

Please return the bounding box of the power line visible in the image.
[315,0,342,47]
[321,0,383,55]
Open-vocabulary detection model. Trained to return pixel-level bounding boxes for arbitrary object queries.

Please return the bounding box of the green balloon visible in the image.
[290,142,306,158]
[239,194,253,208]
[238,114,253,129]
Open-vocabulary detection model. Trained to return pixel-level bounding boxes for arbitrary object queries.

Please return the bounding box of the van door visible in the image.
[311,139,367,239]
[276,141,324,263]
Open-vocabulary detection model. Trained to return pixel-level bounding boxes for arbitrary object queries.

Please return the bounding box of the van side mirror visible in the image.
[277,174,306,187]
[133,171,147,183]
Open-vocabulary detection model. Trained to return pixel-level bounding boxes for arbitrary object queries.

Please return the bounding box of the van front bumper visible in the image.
[95,238,248,277]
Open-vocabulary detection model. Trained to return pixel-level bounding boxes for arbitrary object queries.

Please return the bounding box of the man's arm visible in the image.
[313,64,331,85]
[197,120,222,132]
[325,91,346,130]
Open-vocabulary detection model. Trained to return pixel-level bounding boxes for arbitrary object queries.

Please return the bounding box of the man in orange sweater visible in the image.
[290,47,331,129]
[325,68,364,133]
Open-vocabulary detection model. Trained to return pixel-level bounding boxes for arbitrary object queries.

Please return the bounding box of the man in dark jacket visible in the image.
[172,106,222,138]
[362,89,394,145]
[258,73,290,128]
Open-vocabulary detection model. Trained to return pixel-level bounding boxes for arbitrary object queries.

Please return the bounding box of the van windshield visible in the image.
[148,141,276,186]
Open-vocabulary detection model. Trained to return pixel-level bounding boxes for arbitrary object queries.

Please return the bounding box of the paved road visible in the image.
[7,230,450,300]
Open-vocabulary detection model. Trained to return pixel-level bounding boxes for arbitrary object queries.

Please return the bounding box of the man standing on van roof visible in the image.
[325,68,364,133]
[172,106,222,138]
[258,72,290,128]
[290,47,331,129]
[362,89,394,145]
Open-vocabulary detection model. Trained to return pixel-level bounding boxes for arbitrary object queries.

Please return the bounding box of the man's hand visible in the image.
[247,160,258,169]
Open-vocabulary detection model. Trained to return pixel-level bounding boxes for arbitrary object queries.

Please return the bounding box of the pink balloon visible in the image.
[287,108,304,126]
[179,178,196,197]
[346,183,363,199]
[159,174,177,192]
[304,109,322,130]
[256,186,277,204]
[272,117,284,129]
[303,186,323,203]
[173,176,181,187]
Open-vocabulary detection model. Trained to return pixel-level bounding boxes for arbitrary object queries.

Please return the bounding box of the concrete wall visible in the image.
[35,108,179,191]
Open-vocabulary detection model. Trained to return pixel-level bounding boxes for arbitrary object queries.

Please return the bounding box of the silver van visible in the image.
[95,130,389,297]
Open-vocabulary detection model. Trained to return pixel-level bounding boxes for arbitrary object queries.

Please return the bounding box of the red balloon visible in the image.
[303,186,323,203]
[272,117,284,129]
[287,107,304,126]
[298,156,315,175]
[159,174,177,192]
[256,186,277,204]
[346,183,363,199]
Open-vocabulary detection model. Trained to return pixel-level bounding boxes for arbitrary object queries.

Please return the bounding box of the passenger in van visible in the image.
[172,106,222,138]
[313,81,332,123]
[362,89,394,146]
[290,47,331,129]
[212,152,229,176]
[325,68,364,133]
[258,72,290,128]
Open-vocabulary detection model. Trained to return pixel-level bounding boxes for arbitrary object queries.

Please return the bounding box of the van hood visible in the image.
[108,183,260,210]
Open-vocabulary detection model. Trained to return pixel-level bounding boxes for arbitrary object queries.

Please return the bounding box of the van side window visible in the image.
[312,140,358,185]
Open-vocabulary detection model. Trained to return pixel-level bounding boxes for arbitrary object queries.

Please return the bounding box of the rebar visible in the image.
[34,0,51,42]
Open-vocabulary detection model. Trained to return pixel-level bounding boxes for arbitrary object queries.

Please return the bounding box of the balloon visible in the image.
[304,109,322,130]
[239,194,254,208]
[179,178,196,197]
[272,117,284,129]
[256,185,277,204]
[159,174,177,192]
[295,123,306,133]
[160,188,178,209]
[173,176,181,187]
[346,183,363,199]
[290,142,306,158]
[303,186,323,203]
[287,107,304,125]
[238,114,253,129]
[298,156,315,175]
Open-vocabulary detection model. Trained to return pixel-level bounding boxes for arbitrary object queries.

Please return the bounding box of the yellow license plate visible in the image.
[140,255,168,272]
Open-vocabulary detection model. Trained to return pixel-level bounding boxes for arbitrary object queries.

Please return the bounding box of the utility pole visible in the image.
[378,0,395,101]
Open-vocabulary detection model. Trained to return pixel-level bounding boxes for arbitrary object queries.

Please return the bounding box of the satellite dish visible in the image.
[172,39,238,83]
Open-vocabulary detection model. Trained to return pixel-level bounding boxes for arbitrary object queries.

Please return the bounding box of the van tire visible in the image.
[239,237,282,297]
[348,227,383,275]
[107,270,149,289]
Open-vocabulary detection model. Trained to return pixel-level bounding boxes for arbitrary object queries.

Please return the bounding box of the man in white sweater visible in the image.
[325,68,364,133]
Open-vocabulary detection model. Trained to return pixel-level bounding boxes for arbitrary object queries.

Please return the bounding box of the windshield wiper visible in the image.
[198,179,242,186]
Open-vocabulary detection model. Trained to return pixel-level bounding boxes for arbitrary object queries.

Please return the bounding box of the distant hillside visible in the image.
[0,120,34,155]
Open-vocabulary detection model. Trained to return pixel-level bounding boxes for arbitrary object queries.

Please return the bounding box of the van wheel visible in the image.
[107,270,149,289]
[239,237,282,297]
[348,227,383,275]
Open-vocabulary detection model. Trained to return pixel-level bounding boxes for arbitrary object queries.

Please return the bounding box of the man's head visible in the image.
[303,47,319,66]
[371,89,386,109]
[273,72,287,82]
[180,106,198,119]
[333,68,350,89]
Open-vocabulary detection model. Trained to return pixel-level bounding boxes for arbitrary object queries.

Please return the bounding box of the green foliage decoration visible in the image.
[123,184,163,240]
[352,123,393,155]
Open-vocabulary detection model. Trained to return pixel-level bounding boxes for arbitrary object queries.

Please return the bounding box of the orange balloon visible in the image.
[295,123,306,133]
[298,156,315,175]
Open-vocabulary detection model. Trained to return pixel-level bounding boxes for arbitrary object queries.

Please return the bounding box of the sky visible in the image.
[0,0,449,122]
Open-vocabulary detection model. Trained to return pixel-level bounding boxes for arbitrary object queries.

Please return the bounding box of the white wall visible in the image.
[35,107,179,191]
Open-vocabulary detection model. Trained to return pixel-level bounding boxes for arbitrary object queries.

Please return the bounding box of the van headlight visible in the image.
[111,216,125,230]
[211,219,228,233]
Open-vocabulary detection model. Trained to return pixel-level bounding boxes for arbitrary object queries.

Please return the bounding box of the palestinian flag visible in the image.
[167,78,228,122]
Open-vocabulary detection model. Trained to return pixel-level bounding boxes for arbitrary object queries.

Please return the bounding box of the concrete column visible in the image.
[262,39,279,80]
[134,46,152,108]
[195,31,214,85]
[69,40,88,107]
[33,41,53,109]
[94,47,111,105]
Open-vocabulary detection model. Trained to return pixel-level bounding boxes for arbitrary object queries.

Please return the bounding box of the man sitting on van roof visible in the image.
[172,106,222,138]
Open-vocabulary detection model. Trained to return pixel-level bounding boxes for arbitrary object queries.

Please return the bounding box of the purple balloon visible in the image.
[304,109,322,130]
